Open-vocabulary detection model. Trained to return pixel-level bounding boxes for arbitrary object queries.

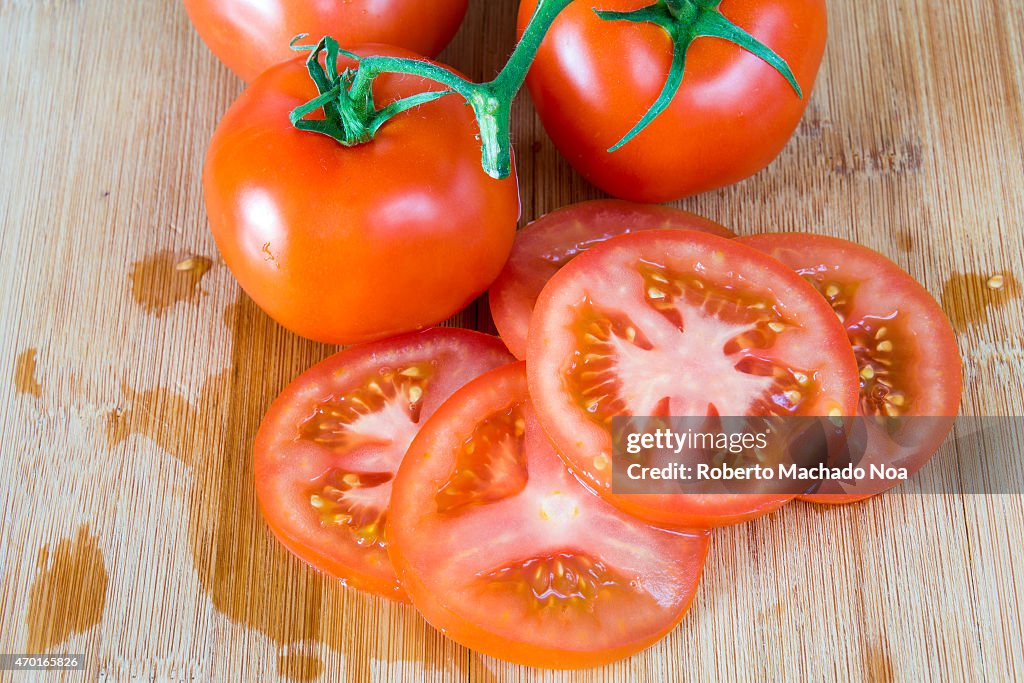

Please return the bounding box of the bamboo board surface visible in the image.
[1,0,1023,681]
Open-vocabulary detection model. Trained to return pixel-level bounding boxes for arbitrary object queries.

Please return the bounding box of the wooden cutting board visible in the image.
[1,0,1022,680]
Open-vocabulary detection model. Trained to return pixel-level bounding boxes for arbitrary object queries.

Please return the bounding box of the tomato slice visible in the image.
[527,230,861,528]
[489,200,734,359]
[738,233,963,503]
[254,329,513,601]
[388,362,709,668]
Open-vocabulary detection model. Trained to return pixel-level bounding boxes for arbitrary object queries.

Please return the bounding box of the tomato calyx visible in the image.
[288,36,453,146]
[289,0,576,179]
[594,0,804,151]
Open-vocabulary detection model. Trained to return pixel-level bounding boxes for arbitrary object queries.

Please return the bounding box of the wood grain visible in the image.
[1,0,1022,680]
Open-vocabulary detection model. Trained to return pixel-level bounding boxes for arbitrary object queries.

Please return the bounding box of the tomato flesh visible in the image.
[254,329,513,600]
[184,0,469,82]
[489,200,734,358]
[527,230,860,527]
[738,233,963,503]
[389,363,709,668]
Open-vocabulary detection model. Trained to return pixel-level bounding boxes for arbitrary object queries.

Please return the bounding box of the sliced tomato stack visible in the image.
[254,202,961,668]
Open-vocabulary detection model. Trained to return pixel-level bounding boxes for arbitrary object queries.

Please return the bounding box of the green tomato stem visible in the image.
[663,0,699,22]
[288,0,805,176]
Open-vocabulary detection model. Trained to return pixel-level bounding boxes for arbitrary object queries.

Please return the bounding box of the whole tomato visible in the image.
[203,45,520,345]
[518,0,827,202]
[184,0,469,82]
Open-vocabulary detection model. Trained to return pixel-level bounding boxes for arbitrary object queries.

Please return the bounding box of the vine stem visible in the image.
[492,0,574,96]
[344,0,573,179]
[291,0,573,179]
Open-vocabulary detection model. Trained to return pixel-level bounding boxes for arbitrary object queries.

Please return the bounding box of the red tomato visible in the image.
[527,230,860,528]
[204,46,520,345]
[517,0,828,202]
[489,200,734,358]
[388,362,709,667]
[738,233,962,504]
[254,329,513,601]
[184,0,469,82]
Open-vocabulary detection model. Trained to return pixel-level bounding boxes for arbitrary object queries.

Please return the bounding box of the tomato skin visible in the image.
[527,229,861,528]
[204,46,520,345]
[254,328,514,601]
[517,0,827,202]
[184,0,469,82]
[489,200,734,359]
[738,233,963,504]
[389,362,710,668]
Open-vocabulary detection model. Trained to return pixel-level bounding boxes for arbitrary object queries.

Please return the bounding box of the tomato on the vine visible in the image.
[518,0,828,202]
[527,230,860,528]
[489,200,733,358]
[204,46,520,345]
[389,362,709,667]
[739,233,963,503]
[184,0,469,82]
[254,329,513,600]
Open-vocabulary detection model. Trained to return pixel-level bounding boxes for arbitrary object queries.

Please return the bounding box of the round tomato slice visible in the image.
[527,230,860,528]
[489,200,734,359]
[738,233,963,503]
[254,329,513,601]
[388,362,709,668]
